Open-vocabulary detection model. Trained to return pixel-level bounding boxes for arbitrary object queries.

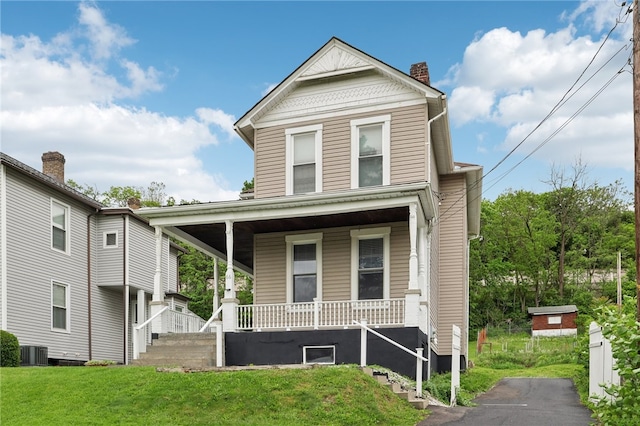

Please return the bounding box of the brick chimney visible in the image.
[410,62,430,85]
[41,151,65,183]
[127,197,141,210]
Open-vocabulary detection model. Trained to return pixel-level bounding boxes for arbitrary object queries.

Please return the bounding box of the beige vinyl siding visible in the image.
[254,222,409,304]
[321,116,351,192]
[436,175,468,356]
[254,233,286,304]
[254,105,429,198]
[429,216,440,354]
[4,168,91,360]
[254,126,286,199]
[389,223,410,299]
[322,228,351,300]
[390,104,427,185]
[127,219,164,295]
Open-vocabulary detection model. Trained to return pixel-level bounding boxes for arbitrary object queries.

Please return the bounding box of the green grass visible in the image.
[0,365,426,426]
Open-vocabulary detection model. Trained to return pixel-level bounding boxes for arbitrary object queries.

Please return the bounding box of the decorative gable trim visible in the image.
[298,45,373,80]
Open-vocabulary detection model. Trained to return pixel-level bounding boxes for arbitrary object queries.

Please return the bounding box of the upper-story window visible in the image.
[285,124,323,195]
[351,115,390,188]
[51,199,70,253]
[286,233,323,303]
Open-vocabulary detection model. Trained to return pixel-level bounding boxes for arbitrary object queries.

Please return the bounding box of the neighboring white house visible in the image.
[0,151,189,365]
[137,37,483,377]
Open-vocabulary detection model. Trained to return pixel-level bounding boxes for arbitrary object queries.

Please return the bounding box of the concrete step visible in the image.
[138,349,215,360]
[145,344,215,354]
[153,333,217,346]
[361,367,428,410]
[132,357,215,368]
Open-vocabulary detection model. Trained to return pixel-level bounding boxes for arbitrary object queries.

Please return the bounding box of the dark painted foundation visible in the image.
[225,327,465,379]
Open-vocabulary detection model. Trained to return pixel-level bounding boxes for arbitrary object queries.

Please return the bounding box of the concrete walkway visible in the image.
[418,378,594,425]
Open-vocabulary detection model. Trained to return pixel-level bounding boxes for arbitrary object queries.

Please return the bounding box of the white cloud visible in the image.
[261,82,278,97]
[442,1,633,173]
[0,2,240,203]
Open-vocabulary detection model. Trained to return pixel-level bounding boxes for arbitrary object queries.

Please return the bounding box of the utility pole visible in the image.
[634,0,640,322]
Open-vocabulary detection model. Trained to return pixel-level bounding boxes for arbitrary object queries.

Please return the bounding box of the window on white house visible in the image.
[52,282,69,331]
[351,227,390,300]
[104,231,118,248]
[286,233,323,303]
[51,200,69,253]
[286,124,323,195]
[351,115,390,188]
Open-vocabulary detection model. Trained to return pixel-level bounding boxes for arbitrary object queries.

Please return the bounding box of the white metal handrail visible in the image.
[168,309,207,333]
[199,306,224,332]
[354,319,427,398]
[133,306,170,360]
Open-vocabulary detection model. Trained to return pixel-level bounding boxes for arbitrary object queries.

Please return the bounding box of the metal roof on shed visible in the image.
[527,305,578,315]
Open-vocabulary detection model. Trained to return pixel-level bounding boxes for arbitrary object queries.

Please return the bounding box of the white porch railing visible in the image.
[237,298,405,331]
[167,309,208,334]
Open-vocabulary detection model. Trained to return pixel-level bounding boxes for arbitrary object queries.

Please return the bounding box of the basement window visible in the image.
[303,346,335,365]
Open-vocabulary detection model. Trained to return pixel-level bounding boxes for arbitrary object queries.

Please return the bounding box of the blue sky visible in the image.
[0,1,633,203]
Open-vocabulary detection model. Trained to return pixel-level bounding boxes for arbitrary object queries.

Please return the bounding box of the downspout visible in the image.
[426,221,433,381]
[123,214,130,365]
[86,208,99,360]
[426,96,447,181]
[1,164,7,331]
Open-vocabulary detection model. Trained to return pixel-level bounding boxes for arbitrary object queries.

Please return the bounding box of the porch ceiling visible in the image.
[176,206,408,273]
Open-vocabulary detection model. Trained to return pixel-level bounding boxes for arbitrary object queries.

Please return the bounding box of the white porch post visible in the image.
[134,289,146,359]
[213,257,220,319]
[150,226,168,334]
[405,203,421,327]
[418,226,428,333]
[222,220,238,332]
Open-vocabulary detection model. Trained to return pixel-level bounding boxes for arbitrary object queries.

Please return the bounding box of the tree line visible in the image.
[469,162,635,330]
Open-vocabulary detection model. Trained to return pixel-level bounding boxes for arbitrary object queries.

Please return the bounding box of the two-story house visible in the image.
[0,151,190,365]
[137,37,482,378]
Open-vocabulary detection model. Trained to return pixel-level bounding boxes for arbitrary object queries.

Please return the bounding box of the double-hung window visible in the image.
[351,227,390,300]
[351,115,390,188]
[285,124,322,195]
[286,233,323,303]
[52,281,69,332]
[51,200,69,253]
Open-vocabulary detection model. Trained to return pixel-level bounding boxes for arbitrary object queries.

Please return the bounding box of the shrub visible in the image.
[0,330,20,367]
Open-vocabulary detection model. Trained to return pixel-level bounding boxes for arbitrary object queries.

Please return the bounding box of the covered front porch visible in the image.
[136,182,436,343]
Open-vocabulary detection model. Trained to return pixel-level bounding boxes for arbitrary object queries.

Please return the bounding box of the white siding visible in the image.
[4,168,92,361]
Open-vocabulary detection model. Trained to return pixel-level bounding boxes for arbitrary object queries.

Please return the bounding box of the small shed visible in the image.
[527,305,578,337]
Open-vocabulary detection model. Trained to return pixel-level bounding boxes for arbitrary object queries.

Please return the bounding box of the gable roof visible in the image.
[527,305,578,315]
[1,152,103,209]
[234,37,454,174]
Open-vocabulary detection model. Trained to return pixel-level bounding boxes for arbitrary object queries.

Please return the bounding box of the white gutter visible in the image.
[426,96,447,181]
[124,215,130,365]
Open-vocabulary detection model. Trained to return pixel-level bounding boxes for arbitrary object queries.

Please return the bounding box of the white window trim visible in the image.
[103,231,119,249]
[51,199,70,255]
[285,124,323,195]
[303,345,336,365]
[548,315,562,325]
[51,281,70,333]
[350,227,391,301]
[285,233,323,304]
[350,115,391,189]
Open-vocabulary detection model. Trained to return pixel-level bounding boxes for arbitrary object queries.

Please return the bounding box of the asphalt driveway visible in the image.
[419,378,594,425]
